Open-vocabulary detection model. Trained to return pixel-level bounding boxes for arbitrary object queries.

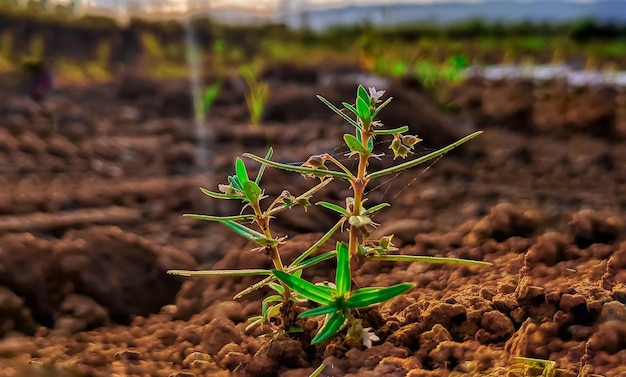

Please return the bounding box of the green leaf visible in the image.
[235,250,339,300]
[309,363,326,377]
[272,270,334,306]
[344,283,413,309]
[357,85,370,104]
[343,134,368,154]
[342,102,358,116]
[255,148,273,185]
[245,316,263,332]
[199,187,243,200]
[290,221,342,266]
[362,203,390,215]
[269,282,284,295]
[292,251,336,272]
[366,136,374,152]
[299,305,338,318]
[184,213,256,222]
[372,126,409,136]
[243,153,351,180]
[316,201,349,217]
[371,96,393,119]
[266,303,281,319]
[167,268,271,277]
[235,157,249,185]
[316,95,359,128]
[366,255,492,267]
[242,180,262,203]
[311,311,348,344]
[356,97,371,124]
[263,295,283,306]
[335,242,351,297]
[228,175,243,191]
[367,131,483,180]
[203,83,220,111]
[220,220,277,246]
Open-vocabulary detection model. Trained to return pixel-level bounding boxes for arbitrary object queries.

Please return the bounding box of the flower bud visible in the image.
[302,155,327,170]
[401,135,422,147]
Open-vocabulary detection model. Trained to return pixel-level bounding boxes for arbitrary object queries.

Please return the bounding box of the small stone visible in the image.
[201,318,244,355]
[114,349,142,361]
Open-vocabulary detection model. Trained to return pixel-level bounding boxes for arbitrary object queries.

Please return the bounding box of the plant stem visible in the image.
[348,129,372,261]
[250,201,290,299]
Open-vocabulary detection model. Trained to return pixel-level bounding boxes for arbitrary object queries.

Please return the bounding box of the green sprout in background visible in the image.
[169,85,488,348]
[240,65,270,127]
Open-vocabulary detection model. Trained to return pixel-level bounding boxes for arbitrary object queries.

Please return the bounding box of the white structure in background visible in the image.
[12,1,626,27]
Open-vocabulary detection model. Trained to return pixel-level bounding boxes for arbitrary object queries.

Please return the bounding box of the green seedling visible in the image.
[170,85,489,347]
[202,82,220,114]
[273,242,412,344]
[240,65,270,127]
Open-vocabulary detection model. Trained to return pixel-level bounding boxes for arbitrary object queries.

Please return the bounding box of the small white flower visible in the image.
[368,87,385,101]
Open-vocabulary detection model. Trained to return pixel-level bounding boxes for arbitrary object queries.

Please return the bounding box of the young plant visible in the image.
[246,85,487,343]
[240,65,270,127]
[202,82,221,115]
[169,149,339,330]
[170,85,488,346]
[273,241,412,344]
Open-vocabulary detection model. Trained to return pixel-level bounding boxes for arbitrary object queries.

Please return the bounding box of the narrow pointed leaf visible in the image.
[293,250,336,272]
[242,180,262,203]
[184,213,256,222]
[371,96,393,119]
[269,282,284,295]
[311,311,348,344]
[220,220,276,246]
[316,201,350,217]
[272,270,334,306]
[362,203,390,215]
[235,158,249,184]
[343,134,368,154]
[367,131,483,180]
[344,283,413,309]
[255,148,273,185]
[335,242,351,297]
[291,220,342,266]
[167,268,271,277]
[309,363,326,377]
[366,255,492,266]
[342,102,358,116]
[372,125,409,136]
[299,305,338,318]
[243,153,350,180]
[262,295,283,305]
[236,249,338,300]
[199,187,243,200]
[316,95,359,128]
[366,136,374,152]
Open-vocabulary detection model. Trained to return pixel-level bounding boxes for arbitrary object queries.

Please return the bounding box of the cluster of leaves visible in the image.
[169,85,487,347]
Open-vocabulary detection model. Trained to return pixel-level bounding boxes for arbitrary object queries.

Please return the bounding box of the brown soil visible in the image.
[0,64,625,377]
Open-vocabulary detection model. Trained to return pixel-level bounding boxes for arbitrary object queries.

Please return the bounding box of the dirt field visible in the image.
[0,63,624,377]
